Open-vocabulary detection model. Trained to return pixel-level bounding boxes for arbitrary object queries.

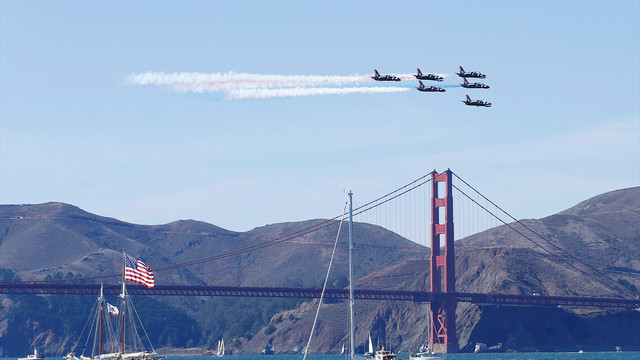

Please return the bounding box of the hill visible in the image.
[0,203,424,356]
[248,187,640,353]
[1,187,639,355]
[0,203,424,287]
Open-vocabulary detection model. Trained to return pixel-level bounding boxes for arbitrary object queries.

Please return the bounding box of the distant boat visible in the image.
[261,344,274,355]
[409,350,439,360]
[367,346,399,360]
[409,311,441,359]
[364,335,374,357]
[474,342,503,353]
[19,348,44,360]
[340,343,345,355]
[365,335,400,360]
[409,342,439,360]
[214,339,225,357]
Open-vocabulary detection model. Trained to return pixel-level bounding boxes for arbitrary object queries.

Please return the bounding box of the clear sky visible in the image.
[1,1,639,232]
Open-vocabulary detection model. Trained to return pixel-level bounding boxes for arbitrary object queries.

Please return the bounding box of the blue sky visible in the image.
[1,1,639,232]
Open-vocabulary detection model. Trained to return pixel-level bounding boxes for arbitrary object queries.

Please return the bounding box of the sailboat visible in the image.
[409,307,440,360]
[409,347,439,360]
[18,348,45,360]
[214,339,225,357]
[67,252,162,360]
[365,334,399,360]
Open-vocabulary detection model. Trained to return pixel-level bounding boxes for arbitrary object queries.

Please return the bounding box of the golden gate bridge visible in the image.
[1,282,637,309]
[1,169,638,353]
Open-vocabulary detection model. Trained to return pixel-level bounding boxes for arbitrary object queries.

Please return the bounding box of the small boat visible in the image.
[370,348,398,360]
[409,343,439,360]
[474,342,503,353]
[19,348,45,360]
[261,344,274,355]
[365,335,400,360]
[409,351,438,360]
[409,335,441,359]
[214,339,225,357]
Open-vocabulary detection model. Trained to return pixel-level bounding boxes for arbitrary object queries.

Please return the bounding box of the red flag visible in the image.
[124,253,155,288]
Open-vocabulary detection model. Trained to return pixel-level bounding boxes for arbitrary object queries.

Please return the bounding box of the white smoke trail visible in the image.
[126,71,445,99]
[127,71,373,91]
[226,87,411,100]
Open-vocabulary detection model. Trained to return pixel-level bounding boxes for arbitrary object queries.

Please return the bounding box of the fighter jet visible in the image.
[372,69,401,81]
[414,68,444,82]
[457,66,486,79]
[460,77,490,89]
[462,94,491,107]
[417,80,445,92]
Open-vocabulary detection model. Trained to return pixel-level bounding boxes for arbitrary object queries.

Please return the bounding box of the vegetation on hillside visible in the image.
[196,297,304,350]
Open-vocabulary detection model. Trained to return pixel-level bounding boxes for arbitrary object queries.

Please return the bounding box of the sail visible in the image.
[368,335,374,355]
[215,340,224,357]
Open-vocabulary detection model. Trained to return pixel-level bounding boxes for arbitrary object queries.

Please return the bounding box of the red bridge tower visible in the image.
[429,170,458,353]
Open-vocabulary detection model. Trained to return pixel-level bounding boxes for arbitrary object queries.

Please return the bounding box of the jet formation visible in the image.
[371,66,492,106]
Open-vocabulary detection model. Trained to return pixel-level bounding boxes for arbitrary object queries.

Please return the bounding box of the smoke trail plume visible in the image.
[226,87,411,100]
[126,71,448,99]
[127,71,373,91]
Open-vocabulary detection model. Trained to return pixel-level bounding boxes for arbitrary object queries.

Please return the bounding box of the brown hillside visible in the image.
[253,187,640,353]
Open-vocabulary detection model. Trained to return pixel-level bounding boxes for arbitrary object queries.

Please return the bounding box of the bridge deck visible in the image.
[1,283,638,309]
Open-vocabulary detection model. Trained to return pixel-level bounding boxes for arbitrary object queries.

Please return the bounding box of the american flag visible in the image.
[124,253,155,288]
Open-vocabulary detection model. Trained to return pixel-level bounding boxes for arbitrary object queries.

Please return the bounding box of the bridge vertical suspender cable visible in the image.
[451,171,634,297]
[12,172,436,285]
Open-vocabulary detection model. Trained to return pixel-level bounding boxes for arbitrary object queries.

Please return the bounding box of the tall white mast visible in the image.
[99,283,104,356]
[348,191,355,360]
[121,250,126,354]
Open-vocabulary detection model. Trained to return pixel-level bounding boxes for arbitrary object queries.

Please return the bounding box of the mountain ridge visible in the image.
[0,187,639,355]
[243,186,640,353]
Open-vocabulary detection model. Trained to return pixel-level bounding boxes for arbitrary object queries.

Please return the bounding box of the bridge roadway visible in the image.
[1,282,639,309]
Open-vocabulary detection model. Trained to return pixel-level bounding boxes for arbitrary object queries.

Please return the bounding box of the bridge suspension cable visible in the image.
[352,172,433,246]
[15,171,437,284]
[13,168,632,299]
[451,171,634,297]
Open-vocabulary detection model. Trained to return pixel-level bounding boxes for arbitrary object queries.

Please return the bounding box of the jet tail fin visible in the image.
[374,69,380,77]
[459,66,465,74]
[463,77,468,85]
[416,68,422,76]
[418,80,424,88]
[466,94,471,101]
